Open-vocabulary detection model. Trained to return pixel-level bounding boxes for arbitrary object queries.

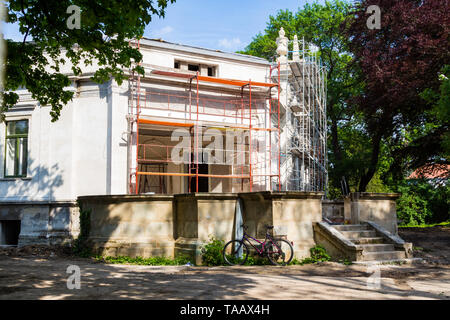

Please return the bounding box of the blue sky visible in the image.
[3,0,326,52]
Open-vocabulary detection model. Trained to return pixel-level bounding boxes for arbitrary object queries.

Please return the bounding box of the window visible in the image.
[175,60,217,77]
[188,64,199,72]
[4,120,28,178]
[208,67,215,77]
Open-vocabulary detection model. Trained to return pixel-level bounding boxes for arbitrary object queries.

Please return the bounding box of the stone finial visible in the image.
[276,27,288,65]
[293,35,300,62]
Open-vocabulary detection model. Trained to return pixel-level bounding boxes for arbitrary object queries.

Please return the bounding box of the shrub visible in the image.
[201,237,225,266]
[396,180,449,225]
[72,205,92,257]
[307,245,331,263]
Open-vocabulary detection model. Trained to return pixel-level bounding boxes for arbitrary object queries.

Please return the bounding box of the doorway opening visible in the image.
[0,220,21,246]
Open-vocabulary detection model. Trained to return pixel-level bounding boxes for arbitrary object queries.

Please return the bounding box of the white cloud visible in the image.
[218,37,242,50]
[159,26,174,35]
[151,26,174,38]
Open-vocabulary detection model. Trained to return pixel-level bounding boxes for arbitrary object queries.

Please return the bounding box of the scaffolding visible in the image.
[128,42,282,194]
[127,37,327,194]
[272,37,328,192]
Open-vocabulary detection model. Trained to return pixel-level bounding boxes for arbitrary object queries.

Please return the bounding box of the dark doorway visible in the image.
[0,220,21,246]
[138,163,167,194]
[189,163,209,192]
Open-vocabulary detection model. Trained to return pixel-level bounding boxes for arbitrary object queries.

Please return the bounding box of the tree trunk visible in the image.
[330,111,342,162]
[358,133,382,192]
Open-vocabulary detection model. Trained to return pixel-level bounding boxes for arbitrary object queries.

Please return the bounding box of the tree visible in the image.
[400,65,450,177]
[239,0,368,196]
[345,0,450,190]
[2,0,175,121]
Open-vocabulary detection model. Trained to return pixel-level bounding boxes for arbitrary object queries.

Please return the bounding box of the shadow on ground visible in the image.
[0,255,449,300]
[0,256,258,299]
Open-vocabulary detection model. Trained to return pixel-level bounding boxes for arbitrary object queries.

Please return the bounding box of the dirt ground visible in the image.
[398,224,450,264]
[0,226,448,300]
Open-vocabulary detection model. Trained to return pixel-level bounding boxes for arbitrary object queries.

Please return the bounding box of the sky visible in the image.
[2,0,327,53]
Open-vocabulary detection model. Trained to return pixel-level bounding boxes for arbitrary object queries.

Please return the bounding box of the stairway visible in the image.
[332,224,408,262]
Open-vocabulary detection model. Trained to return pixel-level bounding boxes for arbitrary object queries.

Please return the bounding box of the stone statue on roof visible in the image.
[276,27,288,65]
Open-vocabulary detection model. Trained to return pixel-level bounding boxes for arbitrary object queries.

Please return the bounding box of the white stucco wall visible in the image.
[0,80,129,201]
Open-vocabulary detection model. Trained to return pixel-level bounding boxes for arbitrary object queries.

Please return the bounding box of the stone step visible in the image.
[333,224,369,231]
[361,251,407,261]
[350,237,385,245]
[340,230,377,239]
[360,244,395,252]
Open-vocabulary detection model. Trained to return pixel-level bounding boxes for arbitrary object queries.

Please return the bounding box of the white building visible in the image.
[0,30,327,246]
[0,38,278,200]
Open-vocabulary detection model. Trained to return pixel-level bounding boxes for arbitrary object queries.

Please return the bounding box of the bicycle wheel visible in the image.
[266,239,294,266]
[223,240,249,266]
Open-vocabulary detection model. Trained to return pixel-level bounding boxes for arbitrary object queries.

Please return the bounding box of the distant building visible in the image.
[408,164,449,186]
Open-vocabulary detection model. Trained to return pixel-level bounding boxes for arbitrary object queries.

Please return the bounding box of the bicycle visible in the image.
[222,224,294,266]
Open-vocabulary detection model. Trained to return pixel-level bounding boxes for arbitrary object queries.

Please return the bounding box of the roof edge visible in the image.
[138,37,270,65]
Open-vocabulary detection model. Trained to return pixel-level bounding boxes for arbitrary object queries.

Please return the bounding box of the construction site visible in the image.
[127,28,328,195]
[0,28,414,266]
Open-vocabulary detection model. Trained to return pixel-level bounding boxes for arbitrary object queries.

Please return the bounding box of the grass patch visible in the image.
[413,246,433,253]
[399,221,450,228]
[244,255,272,266]
[97,255,192,266]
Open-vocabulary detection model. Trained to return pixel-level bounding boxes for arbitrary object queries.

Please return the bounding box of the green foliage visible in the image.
[201,237,225,266]
[396,180,449,226]
[290,245,331,265]
[99,255,191,266]
[397,189,431,226]
[419,65,450,162]
[72,204,92,257]
[244,255,272,266]
[3,0,176,121]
